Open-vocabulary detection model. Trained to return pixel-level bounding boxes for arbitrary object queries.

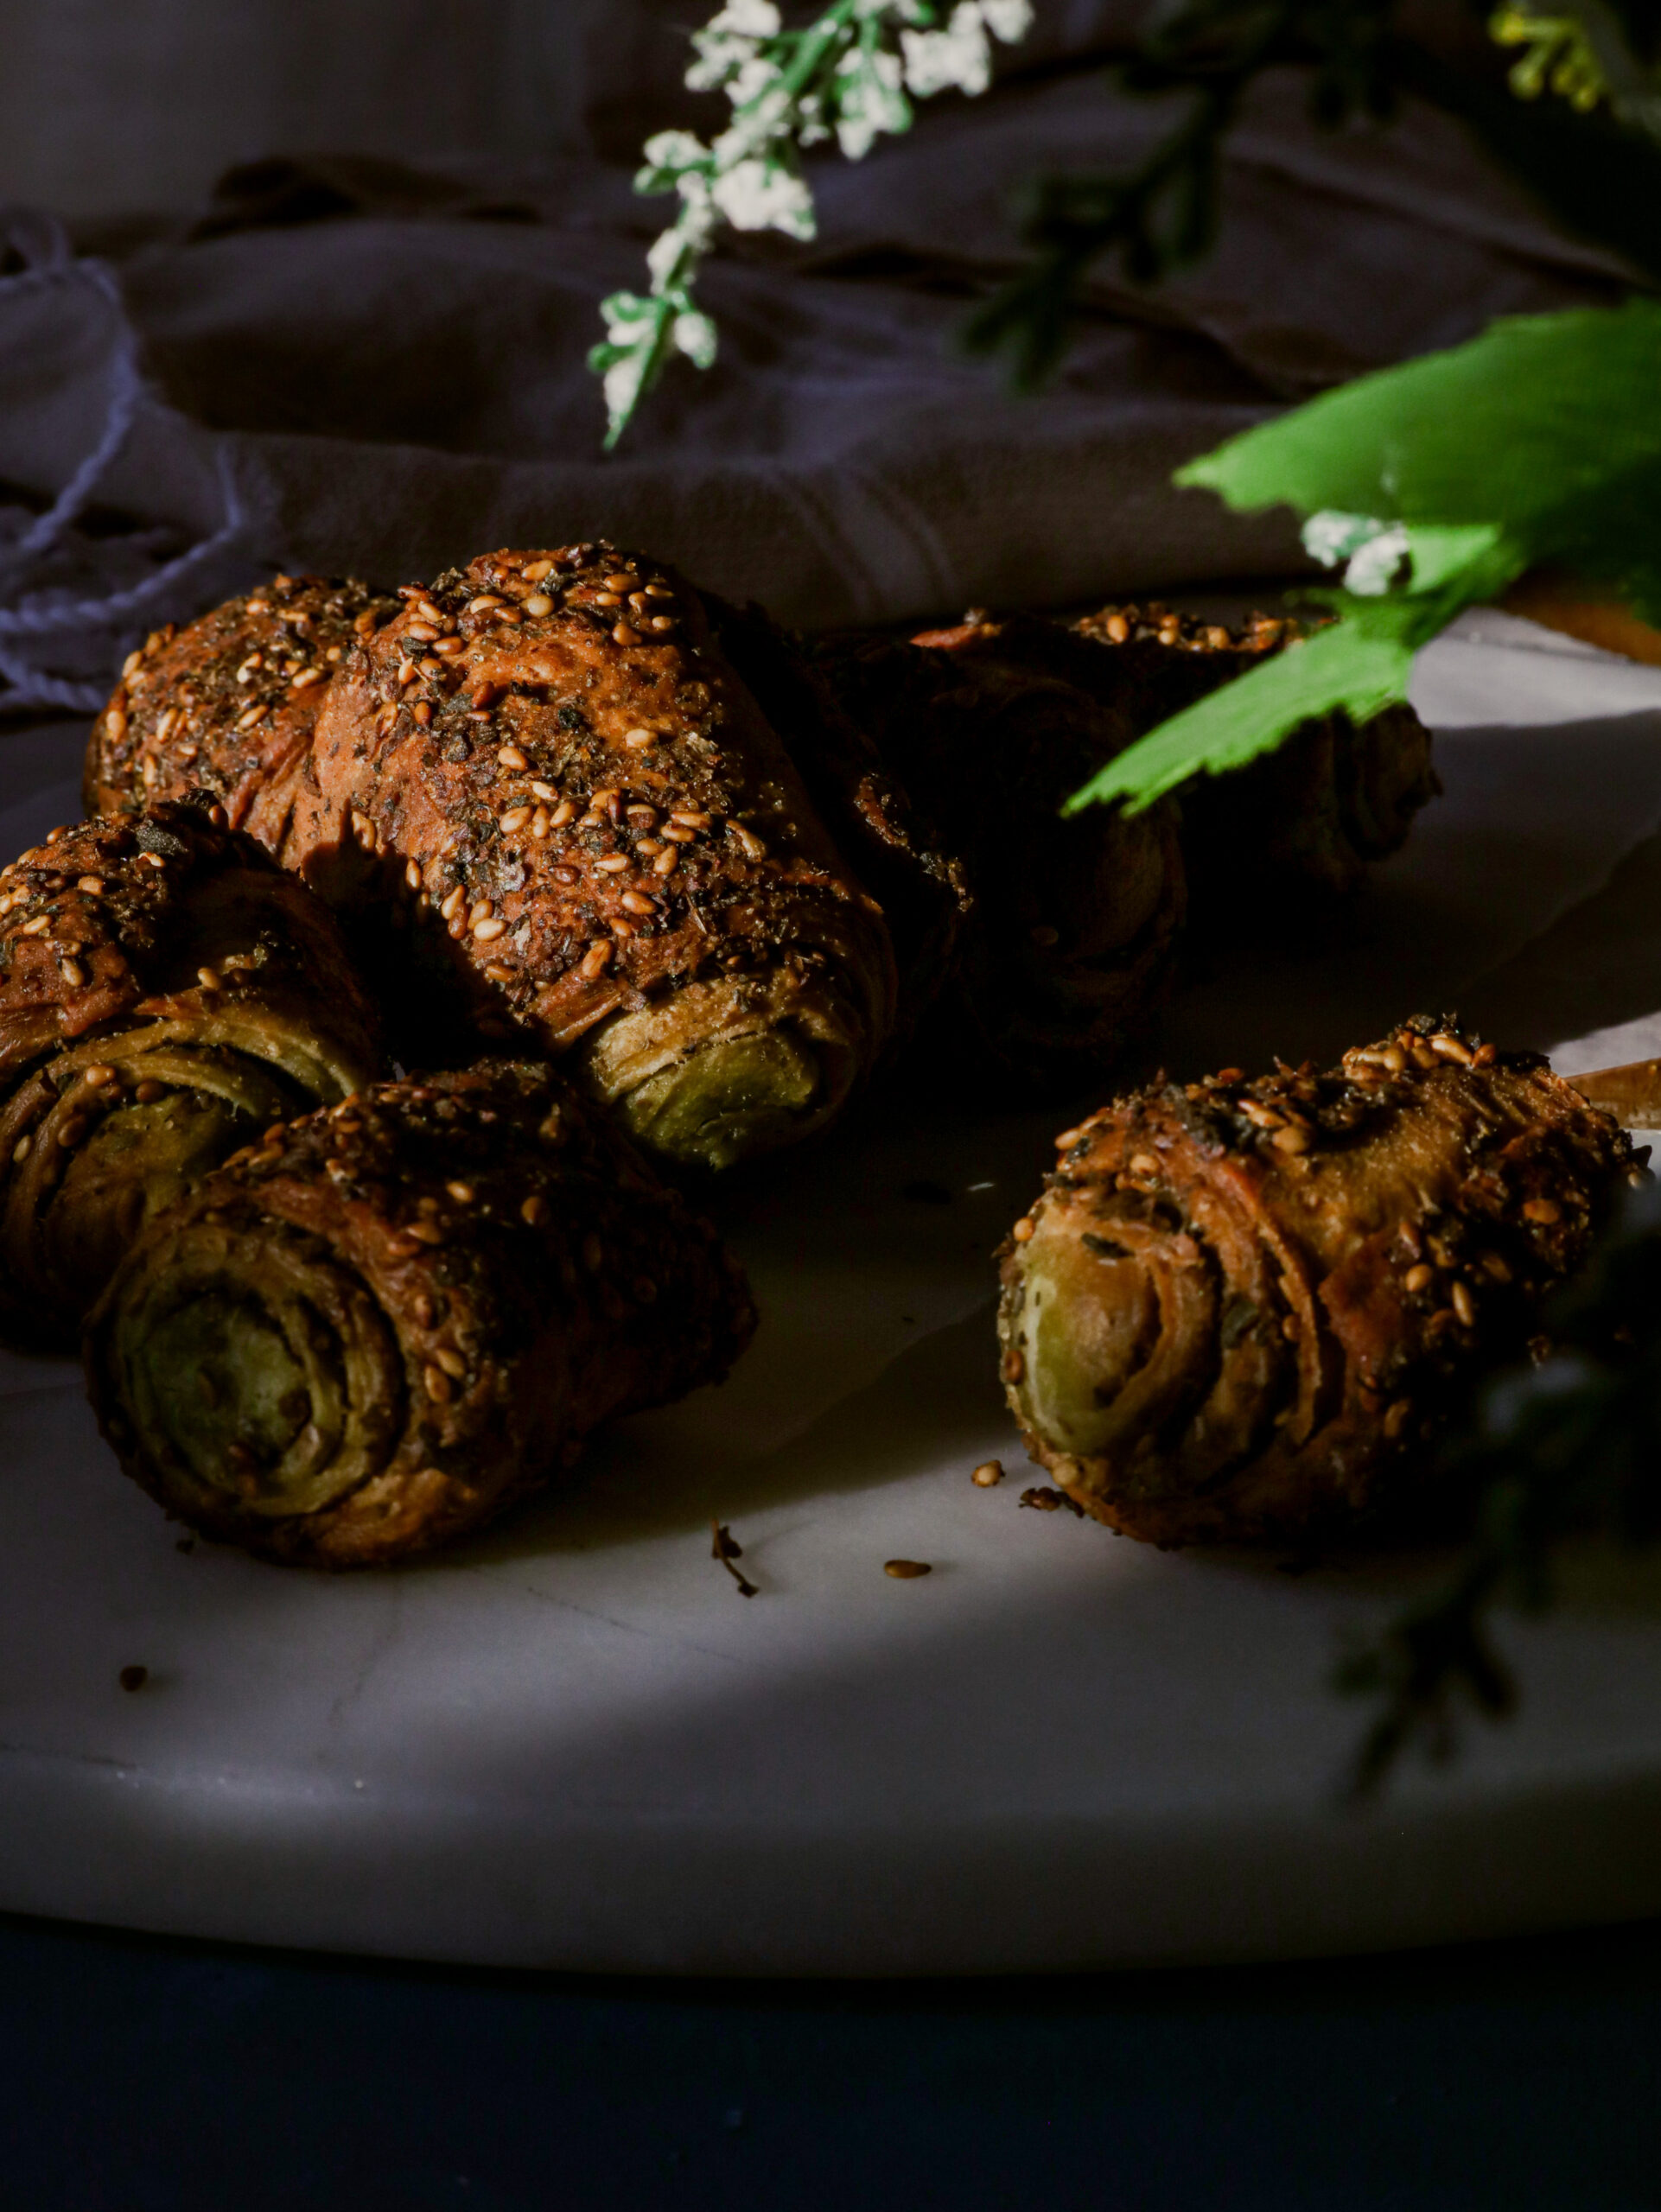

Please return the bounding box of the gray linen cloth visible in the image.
[0,26,1633,711]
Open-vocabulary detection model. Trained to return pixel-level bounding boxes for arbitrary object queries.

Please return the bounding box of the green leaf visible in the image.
[1177,298,1661,544]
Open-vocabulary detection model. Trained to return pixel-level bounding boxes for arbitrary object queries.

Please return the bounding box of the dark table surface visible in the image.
[7,1907,1661,2209]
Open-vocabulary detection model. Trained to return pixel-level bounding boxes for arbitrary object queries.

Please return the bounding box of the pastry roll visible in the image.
[0,804,380,1350]
[86,1061,756,1567]
[108,547,899,1171]
[997,1019,1639,1548]
[82,573,398,847]
[816,625,1186,1094]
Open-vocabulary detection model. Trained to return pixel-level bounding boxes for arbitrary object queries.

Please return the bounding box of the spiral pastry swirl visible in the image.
[0,805,380,1349]
[998,1020,1640,1547]
[86,1061,756,1567]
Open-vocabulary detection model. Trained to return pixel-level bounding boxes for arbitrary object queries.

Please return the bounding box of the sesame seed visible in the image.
[1104,613,1130,642]
[971,1461,1003,1487]
[1429,1033,1473,1065]
[1524,1198,1562,1224]
[620,891,655,916]
[19,913,50,936]
[884,1560,931,1579]
[659,823,697,844]
[646,582,674,599]
[415,600,444,624]
[613,623,640,646]
[1403,1263,1435,1294]
[595,855,630,874]
[594,592,621,610]
[82,1065,117,1087]
[498,745,529,772]
[406,1219,447,1246]
[60,957,85,988]
[353,608,379,632]
[1383,1398,1411,1440]
[236,704,268,729]
[579,939,613,980]
[671,810,711,829]
[520,559,555,582]
[550,798,576,827]
[423,1363,453,1403]
[523,594,554,618]
[483,961,514,984]
[729,823,767,861]
[445,1180,475,1206]
[521,1193,549,1226]
[57,1115,89,1148]
[604,573,638,592]
[649,616,676,632]
[467,595,504,614]
[1270,1124,1310,1154]
[197,967,221,992]
[440,886,465,922]
[529,780,557,802]
[474,916,506,942]
[432,1347,468,1381]
[1130,1152,1160,1177]
[1012,1217,1035,1243]
[623,728,655,749]
[404,860,423,891]
[652,847,678,876]
[500,806,532,834]
[290,666,325,690]
[77,877,104,895]
[11,1135,30,1161]
[1053,1128,1084,1149]
[1451,1281,1477,1328]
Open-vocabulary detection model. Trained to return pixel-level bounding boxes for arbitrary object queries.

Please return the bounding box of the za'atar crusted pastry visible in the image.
[0,804,380,1351]
[996,1019,1643,1548]
[96,548,899,1172]
[86,1060,756,1567]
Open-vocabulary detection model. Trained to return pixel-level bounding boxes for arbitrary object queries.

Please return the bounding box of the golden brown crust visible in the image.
[0,804,382,1347]
[997,1018,1639,1548]
[86,1060,756,1567]
[296,545,894,1055]
[82,574,400,850]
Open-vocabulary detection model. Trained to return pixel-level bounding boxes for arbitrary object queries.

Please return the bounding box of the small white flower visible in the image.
[979,0,1033,41]
[710,156,817,238]
[672,308,719,370]
[1302,510,1410,594]
[901,4,993,98]
[834,46,910,159]
[729,53,777,107]
[1345,524,1411,596]
[715,0,780,31]
[638,130,709,185]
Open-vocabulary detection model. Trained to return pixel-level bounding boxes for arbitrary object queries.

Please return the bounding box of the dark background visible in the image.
[7,1906,1661,2209]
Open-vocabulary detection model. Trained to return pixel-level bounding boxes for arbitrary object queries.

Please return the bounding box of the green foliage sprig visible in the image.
[592,0,1034,448]
[1340,1181,1661,1794]
[1066,297,1661,816]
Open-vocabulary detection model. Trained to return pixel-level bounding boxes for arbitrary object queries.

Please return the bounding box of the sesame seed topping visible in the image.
[595,855,630,874]
[1012,1217,1035,1243]
[423,1363,453,1403]
[521,1193,549,1226]
[652,847,678,876]
[620,890,655,916]
[60,957,85,988]
[523,594,554,618]
[622,728,656,749]
[971,1461,1003,1487]
[1404,1263,1434,1294]
[498,745,530,772]
[613,623,640,646]
[1451,1281,1477,1328]
[579,939,613,980]
[499,806,532,834]
[520,559,555,583]
[290,666,326,690]
[1524,1198,1562,1224]
[884,1560,932,1579]
[473,915,506,942]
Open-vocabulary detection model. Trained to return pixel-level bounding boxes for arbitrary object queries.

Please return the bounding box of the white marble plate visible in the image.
[7,614,1661,1974]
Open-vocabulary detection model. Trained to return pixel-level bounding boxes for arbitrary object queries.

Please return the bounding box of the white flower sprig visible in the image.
[590,0,1034,448]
